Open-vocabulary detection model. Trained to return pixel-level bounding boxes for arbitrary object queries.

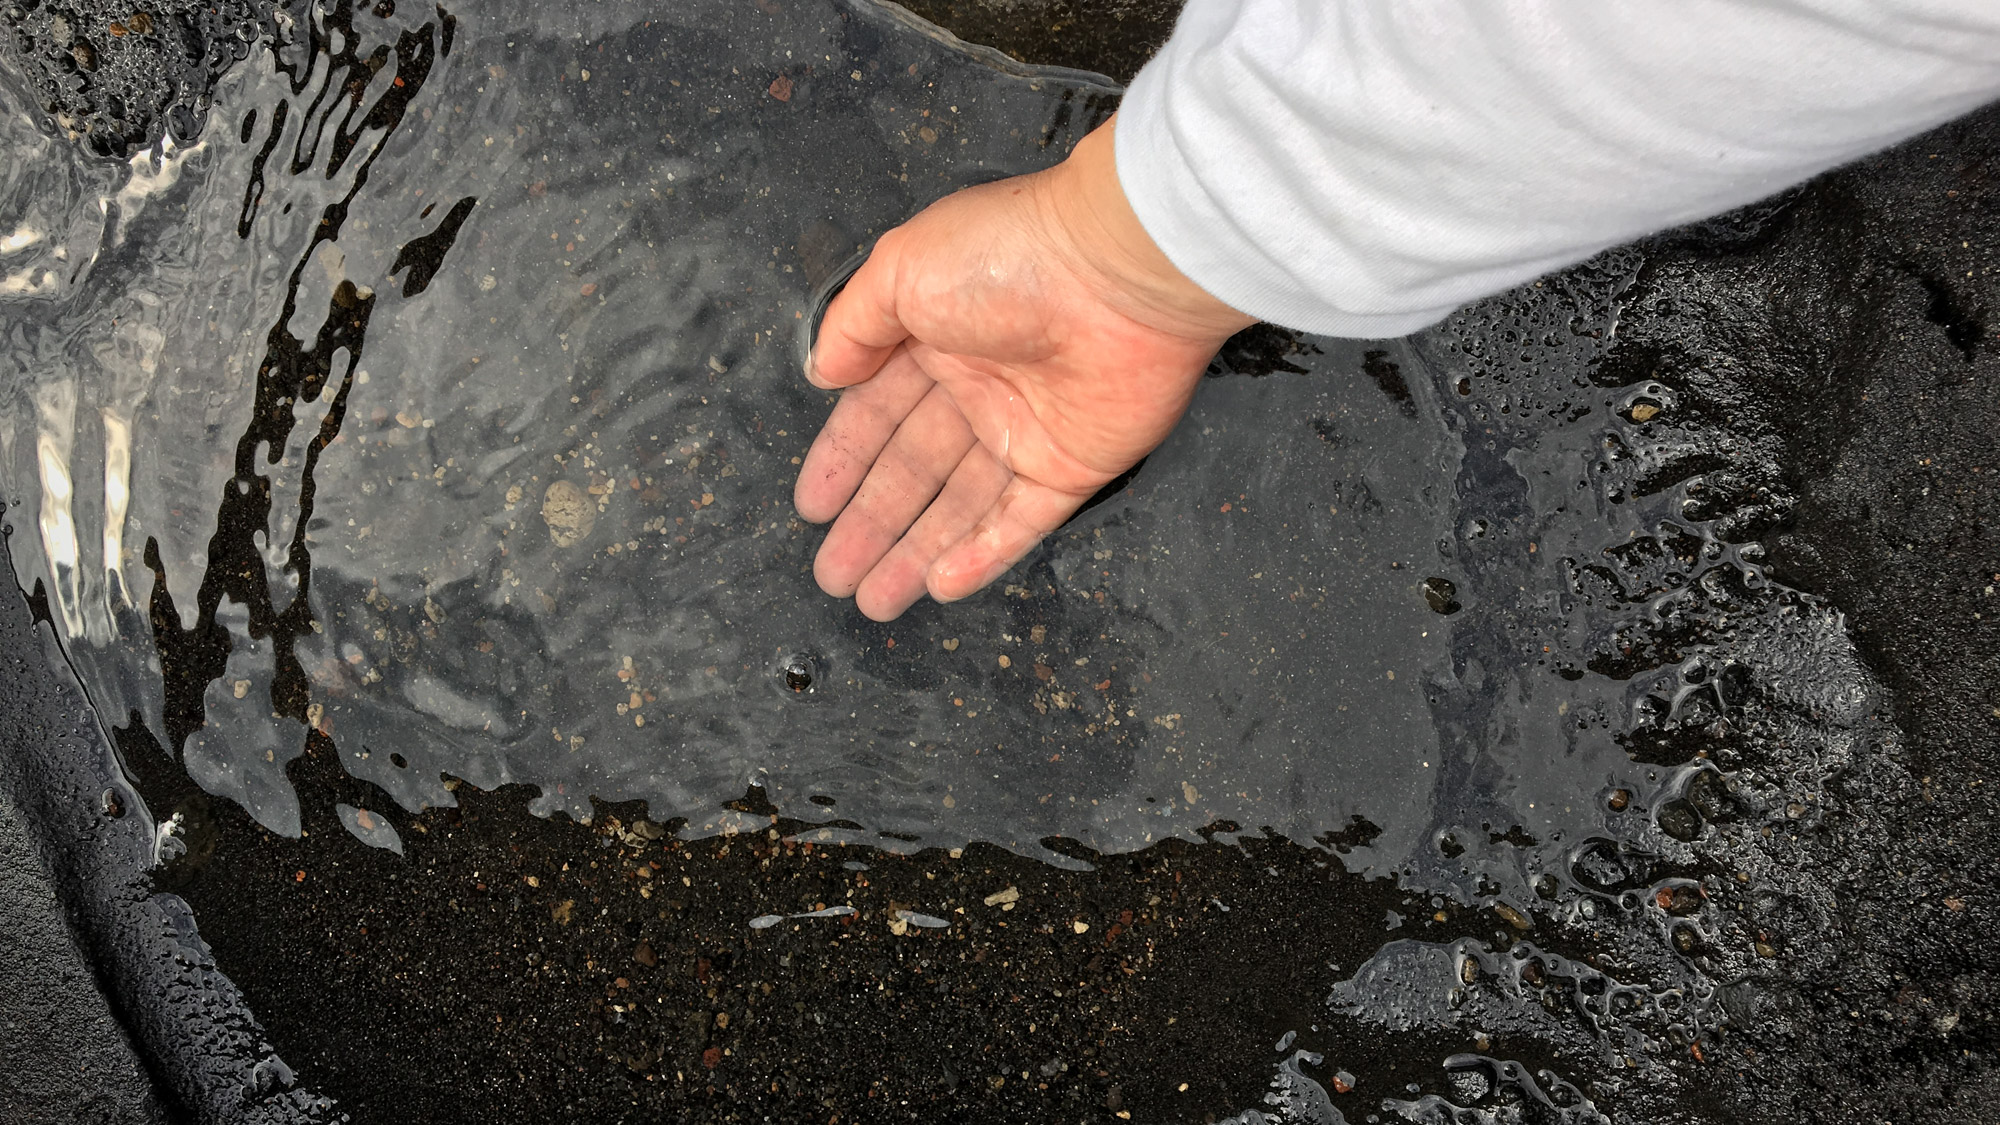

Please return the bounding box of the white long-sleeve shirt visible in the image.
[1115,0,2000,338]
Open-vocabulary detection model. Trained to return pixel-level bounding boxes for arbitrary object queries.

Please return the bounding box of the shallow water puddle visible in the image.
[0,1,1889,1120]
[0,0,1458,863]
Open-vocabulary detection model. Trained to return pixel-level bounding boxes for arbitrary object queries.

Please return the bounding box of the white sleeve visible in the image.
[1114,0,2000,338]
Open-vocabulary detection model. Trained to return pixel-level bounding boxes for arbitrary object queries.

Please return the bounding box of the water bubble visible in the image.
[779,651,817,694]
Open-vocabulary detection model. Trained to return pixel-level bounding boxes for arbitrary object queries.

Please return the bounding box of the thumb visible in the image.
[808,240,908,390]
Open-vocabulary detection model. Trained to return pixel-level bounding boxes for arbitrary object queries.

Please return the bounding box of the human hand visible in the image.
[794,115,1255,621]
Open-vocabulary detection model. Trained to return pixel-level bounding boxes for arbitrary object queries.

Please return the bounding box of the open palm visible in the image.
[794,122,1252,620]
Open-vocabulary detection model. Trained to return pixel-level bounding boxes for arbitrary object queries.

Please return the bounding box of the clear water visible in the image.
[0,0,1888,1119]
[0,0,1464,863]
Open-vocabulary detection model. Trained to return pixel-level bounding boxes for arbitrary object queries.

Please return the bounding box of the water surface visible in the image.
[0,2,1889,1119]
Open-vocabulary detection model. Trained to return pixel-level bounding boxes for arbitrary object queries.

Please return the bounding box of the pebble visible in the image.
[1421,576,1461,615]
[541,480,594,547]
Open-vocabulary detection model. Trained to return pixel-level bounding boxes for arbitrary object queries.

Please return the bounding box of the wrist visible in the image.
[1037,115,1256,344]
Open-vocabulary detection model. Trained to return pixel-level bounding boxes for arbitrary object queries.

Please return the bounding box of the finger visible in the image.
[813,383,978,598]
[808,235,908,390]
[794,348,934,523]
[853,445,1012,621]
[928,478,1092,603]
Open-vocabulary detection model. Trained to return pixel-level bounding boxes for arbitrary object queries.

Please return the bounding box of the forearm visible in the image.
[1116,0,2000,337]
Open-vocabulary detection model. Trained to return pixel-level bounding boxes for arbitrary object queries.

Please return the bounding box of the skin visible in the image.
[794,114,1257,621]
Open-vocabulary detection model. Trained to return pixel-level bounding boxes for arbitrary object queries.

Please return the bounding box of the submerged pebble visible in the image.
[540,479,593,547]
[335,803,404,855]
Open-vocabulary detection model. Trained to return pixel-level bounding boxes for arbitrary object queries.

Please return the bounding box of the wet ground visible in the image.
[1,2,1996,1124]
[893,0,1177,82]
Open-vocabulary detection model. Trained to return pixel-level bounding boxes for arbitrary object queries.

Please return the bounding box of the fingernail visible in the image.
[931,557,999,604]
[805,346,833,390]
[928,562,962,603]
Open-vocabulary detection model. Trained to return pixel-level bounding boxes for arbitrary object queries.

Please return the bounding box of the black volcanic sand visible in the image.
[125,756,1457,1122]
[4,2,1998,1123]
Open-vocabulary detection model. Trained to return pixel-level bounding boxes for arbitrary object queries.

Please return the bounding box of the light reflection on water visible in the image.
[0,0,1460,864]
